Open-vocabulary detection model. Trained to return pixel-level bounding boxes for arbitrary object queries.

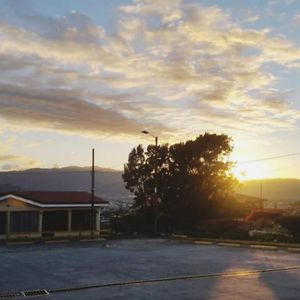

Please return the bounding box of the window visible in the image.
[10,211,38,233]
[72,210,95,230]
[43,210,68,231]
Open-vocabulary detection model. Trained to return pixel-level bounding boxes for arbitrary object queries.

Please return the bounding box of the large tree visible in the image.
[123,133,237,232]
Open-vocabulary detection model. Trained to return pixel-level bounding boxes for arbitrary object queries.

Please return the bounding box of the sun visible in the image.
[233,162,271,181]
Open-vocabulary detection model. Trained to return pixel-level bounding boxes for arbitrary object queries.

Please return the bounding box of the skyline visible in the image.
[1,0,300,180]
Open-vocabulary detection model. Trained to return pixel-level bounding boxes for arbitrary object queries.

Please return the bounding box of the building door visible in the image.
[0,212,6,236]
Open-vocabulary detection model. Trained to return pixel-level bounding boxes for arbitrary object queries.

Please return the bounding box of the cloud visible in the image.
[119,0,182,24]
[0,136,40,170]
[0,154,39,171]
[268,0,295,6]
[243,15,260,24]
[294,13,300,23]
[0,83,169,137]
[0,0,299,142]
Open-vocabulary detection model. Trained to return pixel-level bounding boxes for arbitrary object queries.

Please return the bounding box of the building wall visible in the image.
[0,197,38,211]
[0,197,102,240]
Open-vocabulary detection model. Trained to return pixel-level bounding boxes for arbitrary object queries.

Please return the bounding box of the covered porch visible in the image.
[0,192,108,240]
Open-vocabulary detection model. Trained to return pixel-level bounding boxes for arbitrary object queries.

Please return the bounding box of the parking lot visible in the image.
[1,238,300,299]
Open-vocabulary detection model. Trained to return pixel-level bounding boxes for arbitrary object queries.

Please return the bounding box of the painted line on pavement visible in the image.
[48,265,300,295]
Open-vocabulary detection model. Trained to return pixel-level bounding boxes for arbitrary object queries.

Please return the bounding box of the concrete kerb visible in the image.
[3,237,106,246]
[170,234,300,253]
[3,235,300,252]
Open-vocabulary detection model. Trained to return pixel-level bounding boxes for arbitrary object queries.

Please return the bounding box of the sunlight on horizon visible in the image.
[233,162,273,181]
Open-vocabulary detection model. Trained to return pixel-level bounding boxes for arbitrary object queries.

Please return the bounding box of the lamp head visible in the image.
[142,130,149,134]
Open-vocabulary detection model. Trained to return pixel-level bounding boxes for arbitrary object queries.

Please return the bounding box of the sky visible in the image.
[0,0,300,180]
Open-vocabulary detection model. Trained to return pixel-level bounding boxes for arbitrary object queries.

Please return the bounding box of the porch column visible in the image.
[68,209,72,231]
[38,210,43,233]
[6,209,11,238]
[96,208,101,232]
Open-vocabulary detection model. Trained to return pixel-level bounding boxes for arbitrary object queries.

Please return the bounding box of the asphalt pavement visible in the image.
[1,238,300,299]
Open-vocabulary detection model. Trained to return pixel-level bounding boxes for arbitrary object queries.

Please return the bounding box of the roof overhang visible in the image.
[0,194,109,208]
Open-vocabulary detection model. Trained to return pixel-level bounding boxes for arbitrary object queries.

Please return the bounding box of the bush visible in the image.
[249,228,293,243]
[193,219,250,240]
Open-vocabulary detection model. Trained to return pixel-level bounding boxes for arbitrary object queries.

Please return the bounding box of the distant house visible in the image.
[235,193,268,209]
[244,208,284,226]
[0,191,108,240]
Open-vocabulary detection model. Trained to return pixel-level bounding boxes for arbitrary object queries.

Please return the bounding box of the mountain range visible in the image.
[0,167,299,207]
[237,179,300,201]
[0,166,131,202]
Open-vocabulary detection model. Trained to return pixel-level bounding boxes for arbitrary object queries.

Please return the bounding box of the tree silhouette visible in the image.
[123,133,237,232]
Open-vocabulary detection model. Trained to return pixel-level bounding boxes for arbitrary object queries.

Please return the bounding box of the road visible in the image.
[1,238,300,299]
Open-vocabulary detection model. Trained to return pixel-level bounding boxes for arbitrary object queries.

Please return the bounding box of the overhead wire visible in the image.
[1,152,300,174]
[238,152,300,164]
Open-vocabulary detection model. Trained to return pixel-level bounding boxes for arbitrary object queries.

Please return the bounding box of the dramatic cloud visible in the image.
[0,83,160,137]
[0,0,300,141]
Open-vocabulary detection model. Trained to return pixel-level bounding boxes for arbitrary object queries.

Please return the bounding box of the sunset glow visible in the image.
[233,162,272,181]
[0,0,299,179]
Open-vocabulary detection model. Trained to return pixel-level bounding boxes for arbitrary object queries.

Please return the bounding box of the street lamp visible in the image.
[142,130,159,233]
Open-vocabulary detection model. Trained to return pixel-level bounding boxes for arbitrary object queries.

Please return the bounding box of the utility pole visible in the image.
[90,148,95,238]
[260,181,263,209]
[154,136,158,233]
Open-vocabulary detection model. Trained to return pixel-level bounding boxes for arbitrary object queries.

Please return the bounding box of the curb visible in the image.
[45,240,70,244]
[79,238,106,242]
[6,241,34,246]
[170,234,300,253]
[287,248,300,253]
[3,238,106,246]
[192,240,300,253]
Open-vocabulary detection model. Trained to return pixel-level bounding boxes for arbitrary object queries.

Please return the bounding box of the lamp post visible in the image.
[142,130,158,233]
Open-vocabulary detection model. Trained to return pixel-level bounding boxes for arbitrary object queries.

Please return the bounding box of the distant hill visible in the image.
[236,179,300,208]
[0,166,132,202]
[1,168,300,208]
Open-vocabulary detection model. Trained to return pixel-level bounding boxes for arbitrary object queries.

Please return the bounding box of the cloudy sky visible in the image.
[0,0,300,179]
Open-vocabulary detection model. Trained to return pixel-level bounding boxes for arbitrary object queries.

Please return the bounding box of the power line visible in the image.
[2,151,300,173]
[239,152,300,164]
[269,164,300,172]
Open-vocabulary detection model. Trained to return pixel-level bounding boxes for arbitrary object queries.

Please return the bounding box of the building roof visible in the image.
[0,191,108,208]
[244,208,283,222]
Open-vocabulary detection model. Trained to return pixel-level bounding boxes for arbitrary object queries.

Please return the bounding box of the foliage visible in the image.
[123,133,238,232]
[278,216,300,240]
[196,220,250,240]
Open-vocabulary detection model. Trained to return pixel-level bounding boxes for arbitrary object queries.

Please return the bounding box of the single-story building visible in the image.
[0,191,108,240]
